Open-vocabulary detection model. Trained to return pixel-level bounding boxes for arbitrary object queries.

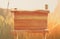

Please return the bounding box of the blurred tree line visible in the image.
[0,7,60,39]
[0,8,14,39]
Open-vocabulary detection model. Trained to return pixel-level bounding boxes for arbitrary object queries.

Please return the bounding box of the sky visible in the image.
[0,0,58,12]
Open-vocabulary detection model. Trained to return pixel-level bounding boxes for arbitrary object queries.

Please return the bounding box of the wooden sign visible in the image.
[12,10,49,30]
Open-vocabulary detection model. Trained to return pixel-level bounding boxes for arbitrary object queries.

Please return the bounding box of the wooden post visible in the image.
[43,29,48,39]
[17,33,18,39]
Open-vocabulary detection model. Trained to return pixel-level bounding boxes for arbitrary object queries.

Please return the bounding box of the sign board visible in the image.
[13,11,48,30]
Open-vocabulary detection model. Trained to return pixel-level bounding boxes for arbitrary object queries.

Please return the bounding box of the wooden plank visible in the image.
[14,19,47,30]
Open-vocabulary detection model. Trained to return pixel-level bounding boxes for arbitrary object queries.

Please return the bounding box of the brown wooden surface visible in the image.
[13,10,48,30]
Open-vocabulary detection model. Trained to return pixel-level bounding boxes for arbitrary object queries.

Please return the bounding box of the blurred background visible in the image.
[0,0,60,39]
